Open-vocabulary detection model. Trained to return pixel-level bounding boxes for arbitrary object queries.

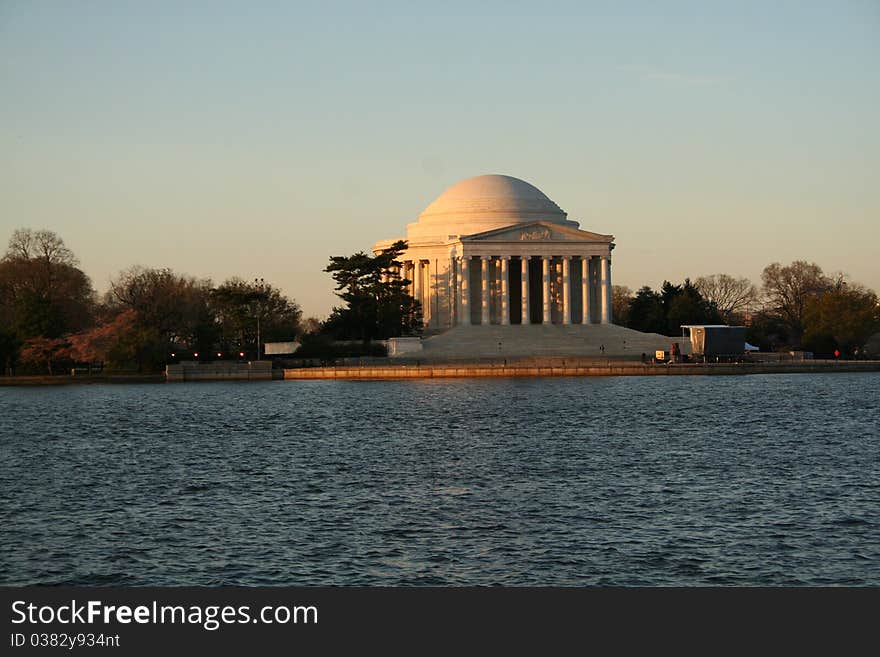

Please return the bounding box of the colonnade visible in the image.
[401,254,612,327]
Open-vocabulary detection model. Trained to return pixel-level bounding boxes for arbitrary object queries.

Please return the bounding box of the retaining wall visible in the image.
[283,360,880,380]
[0,374,164,386]
[165,361,274,382]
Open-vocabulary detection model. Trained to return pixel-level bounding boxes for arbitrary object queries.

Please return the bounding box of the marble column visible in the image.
[500,256,510,325]
[600,255,612,324]
[581,257,591,324]
[458,256,470,326]
[521,257,530,325]
[449,257,457,327]
[425,259,432,327]
[562,257,572,325]
[412,260,421,307]
[542,256,551,325]
[480,255,490,326]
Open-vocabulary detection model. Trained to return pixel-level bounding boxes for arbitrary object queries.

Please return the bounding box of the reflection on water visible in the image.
[1,373,878,585]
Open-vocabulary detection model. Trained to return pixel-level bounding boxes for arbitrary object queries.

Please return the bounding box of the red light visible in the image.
[217,352,222,357]
[239,352,244,357]
[194,352,199,357]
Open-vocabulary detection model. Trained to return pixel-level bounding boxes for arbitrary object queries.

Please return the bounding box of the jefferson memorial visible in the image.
[374,174,614,328]
[373,174,680,357]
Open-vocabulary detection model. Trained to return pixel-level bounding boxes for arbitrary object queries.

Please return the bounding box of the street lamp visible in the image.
[254,277,264,360]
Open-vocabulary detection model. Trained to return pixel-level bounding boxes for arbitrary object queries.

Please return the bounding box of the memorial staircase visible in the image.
[416,324,688,359]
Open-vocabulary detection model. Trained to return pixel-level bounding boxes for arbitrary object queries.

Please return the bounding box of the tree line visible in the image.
[0,229,302,374]
[3,227,878,373]
[613,263,879,356]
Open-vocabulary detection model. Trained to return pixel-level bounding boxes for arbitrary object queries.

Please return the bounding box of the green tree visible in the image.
[211,277,302,357]
[802,284,880,356]
[323,240,421,341]
[663,279,722,334]
[626,286,665,334]
[626,280,720,335]
[745,309,789,352]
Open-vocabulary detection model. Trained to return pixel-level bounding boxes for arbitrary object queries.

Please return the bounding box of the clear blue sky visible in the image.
[2,1,878,317]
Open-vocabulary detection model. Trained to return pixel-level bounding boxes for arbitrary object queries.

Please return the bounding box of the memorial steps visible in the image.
[418,324,688,359]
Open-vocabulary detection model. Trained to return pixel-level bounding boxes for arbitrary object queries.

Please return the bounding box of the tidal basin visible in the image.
[2,373,878,586]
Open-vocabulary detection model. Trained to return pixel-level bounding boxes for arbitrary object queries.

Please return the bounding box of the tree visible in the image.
[5,228,76,265]
[300,317,322,336]
[324,240,421,341]
[802,284,880,356]
[18,336,72,375]
[761,261,831,347]
[626,280,720,335]
[67,309,140,367]
[108,267,213,342]
[0,228,95,340]
[106,267,216,369]
[626,286,665,334]
[695,274,757,323]
[745,309,789,352]
[662,279,722,334]
[0,229,95,372]
[211,277,302,357]
[0,327,18,375]
[611,285,633,326]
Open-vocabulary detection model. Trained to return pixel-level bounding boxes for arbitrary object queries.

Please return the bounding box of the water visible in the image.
[1,373,878,586]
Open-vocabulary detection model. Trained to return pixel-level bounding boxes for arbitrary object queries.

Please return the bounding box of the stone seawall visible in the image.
[4,360,875,385]
[0,374,164,386]
[166,361,274,382]
[284,360,880,380]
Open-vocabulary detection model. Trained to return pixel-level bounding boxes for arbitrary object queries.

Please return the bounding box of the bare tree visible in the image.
[694,274,757,322]
[761,261,832,345]
[107,266,214,345]
[5,228,77,267]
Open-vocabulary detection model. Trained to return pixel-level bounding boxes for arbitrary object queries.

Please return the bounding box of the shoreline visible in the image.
[0,374,165,386]
[283,359,880,380]
[1,360,878,386]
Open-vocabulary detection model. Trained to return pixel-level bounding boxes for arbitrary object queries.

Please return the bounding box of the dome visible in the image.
[420,174,566,220]
[407,174,577,241]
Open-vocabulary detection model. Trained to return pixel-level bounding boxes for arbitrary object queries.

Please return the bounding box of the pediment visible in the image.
[461,221,614,243]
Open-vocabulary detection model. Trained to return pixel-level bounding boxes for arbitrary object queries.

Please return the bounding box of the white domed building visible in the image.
[373,174,615,330]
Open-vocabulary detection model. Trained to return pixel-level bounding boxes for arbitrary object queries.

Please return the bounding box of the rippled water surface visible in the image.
[2,373,879,586]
